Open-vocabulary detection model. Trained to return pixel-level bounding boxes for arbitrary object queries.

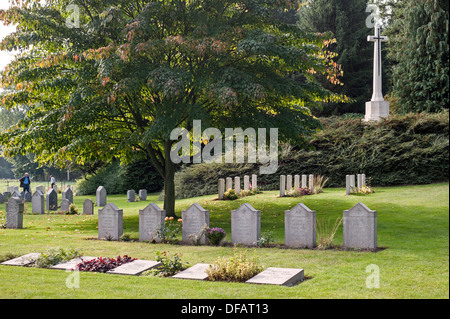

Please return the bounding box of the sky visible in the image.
[0,0,17,72]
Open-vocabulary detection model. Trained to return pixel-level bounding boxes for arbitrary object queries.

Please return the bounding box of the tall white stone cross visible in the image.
[365,24,389,122]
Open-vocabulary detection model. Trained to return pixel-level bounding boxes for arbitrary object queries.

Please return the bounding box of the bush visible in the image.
[223,188,239,200]
[34,247,81,268]
[149,251,187,277]
[75,255,136,273]
[205,227,227,246]
[206,248,263,282]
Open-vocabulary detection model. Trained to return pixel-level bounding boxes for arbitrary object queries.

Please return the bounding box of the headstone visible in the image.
[11,190,21,199]
[286,175,293,192]
[346,175,351,195]
[302,175,307,189]
[46,188,58,211]
[6,197,24,229]
[107,259,162,276]
[83,198,94,215]
[6,186,14,193]
[246,267,304,287]
[280,175,286,197]
[96,186,107,207]
[62,187,73,203]
[51,256,97,270]
[181,204,210,244]
[32,190,45,214]
[218,179,225,200]
[139,189,147,201]
[52,185,58,193]
[60,199,71,212]
[1,253,41,266]
[365,24,389,122]
[285,203,316,248]
[127,190,135,202]
[252,174,257,190]
[172,263,210,281]
[309,174,314,193]
[244,175,250,191]
[231,203,261,246]
[350,175,356,189]
[35,185,45,194]
[24,191,32,203]
[226,177,233,191]
[343,203,377,249]
[294,175,300,189]
[98,203,123,241]
[139,203,166,242]
[362,174,366,187]
[234,177,241,194]
[0,192,4,204]
[357,174,362,190]
[3,192,11,202]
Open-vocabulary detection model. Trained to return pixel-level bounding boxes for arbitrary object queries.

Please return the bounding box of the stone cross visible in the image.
[365,24,389,122]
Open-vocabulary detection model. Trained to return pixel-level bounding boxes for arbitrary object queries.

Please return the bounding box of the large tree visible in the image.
[0,0,343,216]
[382,0,449,113]
[298,0,373,115]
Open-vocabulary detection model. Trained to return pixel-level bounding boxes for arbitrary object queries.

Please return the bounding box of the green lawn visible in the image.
[0,183,448,299]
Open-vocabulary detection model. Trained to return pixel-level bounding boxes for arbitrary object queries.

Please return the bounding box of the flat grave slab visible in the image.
[50,256,97,270]
[107,260,162,276]
[0,253,41,266]
[246,267,304,287]
[172,263,210,281]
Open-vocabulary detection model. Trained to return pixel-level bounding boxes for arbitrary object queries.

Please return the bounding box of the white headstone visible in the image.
[218,179,225,200]
[6,197,24,229]
[83,198,94,215]
[231,203,261,246]
[280,175,286,197]
[181,204,210,245]
[244,175,250,191]
[294,175,300,189]
[139,189,147,201]
[98,203,123,241]
[139,203,166,242]
[96,186,107,207]
[252,174,258,190]
[32,190,45,214]
[234,176,241,194]
[285,203,316,248]
[343,203,377,249]
[127,190,135,202]
[286,175,293,192]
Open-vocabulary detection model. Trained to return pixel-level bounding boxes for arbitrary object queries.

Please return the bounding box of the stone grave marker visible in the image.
[32,190,45,214]
[2,192,11,202]
[139,203,166,242]
[6,197,24,229]
[60,199,71,212]
[246,267,304,287]
[357,174,362,190]
[280,175,286,197]
[62,187,73,203]
[172,263,211,281]
[181,203,209,245]
[252,174,257,190]
[286,175,293,192]
[343,202,377,249]
[46,188,58,211]
[294,175,300,189]
[127,190,135,202]
[0,192,4,204]
[218,178,225,200]
[285,203,316,248]
[309,174,314,193]
[24,191,32,203]
[96,186,107,207]
[107,260,162,276]
[226,177,233,191]
[231,203,261,246]
[35,185,45,194]
[244,175,250,191]
[302,174,307,188]
[1,253,41,266]
[51,256,97,270]
[346,175,351,195]
[83,198,94,215]
[234,176,241,194]
[139,189,147,201]
[98,203,123,241]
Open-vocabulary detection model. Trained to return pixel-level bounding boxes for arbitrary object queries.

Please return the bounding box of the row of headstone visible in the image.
[345,174,367,195]
[96,201,376,249]
[218,175,258,199]
[280,174,314,197]
[95,186,147,206]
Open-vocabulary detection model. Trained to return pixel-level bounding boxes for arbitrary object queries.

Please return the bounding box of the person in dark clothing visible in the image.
[19,173,31,194]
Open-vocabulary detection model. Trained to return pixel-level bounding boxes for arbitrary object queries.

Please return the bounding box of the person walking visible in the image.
[19,173,31,194]
[50,175,56,189]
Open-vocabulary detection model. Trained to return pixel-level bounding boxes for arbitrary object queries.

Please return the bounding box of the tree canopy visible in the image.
[0,0,344,215]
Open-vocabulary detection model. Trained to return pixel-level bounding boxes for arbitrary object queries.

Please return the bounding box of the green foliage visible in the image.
[67,204,78,215]
[385,0,449,113]
[170,112,449,196]
[206,248,263,282]
[149,251,187,277]
[257,230,275,247]
[34,247,81,268]
[155,217,182,244]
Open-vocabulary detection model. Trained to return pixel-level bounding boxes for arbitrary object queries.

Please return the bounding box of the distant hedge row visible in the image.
[171,112,449,199]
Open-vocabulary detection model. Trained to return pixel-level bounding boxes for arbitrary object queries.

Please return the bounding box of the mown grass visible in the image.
[0,183,448,299]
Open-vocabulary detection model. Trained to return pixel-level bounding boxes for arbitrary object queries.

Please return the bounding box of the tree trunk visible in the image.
[163,141,177,218]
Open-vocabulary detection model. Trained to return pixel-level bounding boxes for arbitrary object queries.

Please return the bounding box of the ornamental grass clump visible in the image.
[206,248,263,282]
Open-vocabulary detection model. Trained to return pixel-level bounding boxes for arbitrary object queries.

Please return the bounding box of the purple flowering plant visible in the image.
[206,227,226,246]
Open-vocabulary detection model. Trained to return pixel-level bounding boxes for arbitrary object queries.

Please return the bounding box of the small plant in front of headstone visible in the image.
[34,247,81,268]
[119,233,133,242]
[223,189,239,200]
[316,216,343,250]
[205,227,227,246]
[206,247,263,282]
[67,204,78,215]
[286,187,312,197]
[155,217,182,244]
[257,230,275,247]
